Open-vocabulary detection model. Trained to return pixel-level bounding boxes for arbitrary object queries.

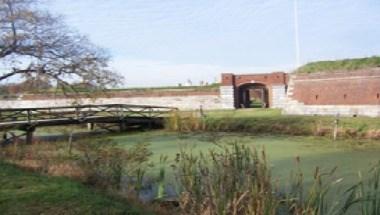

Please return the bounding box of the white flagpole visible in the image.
[294,0,301,68]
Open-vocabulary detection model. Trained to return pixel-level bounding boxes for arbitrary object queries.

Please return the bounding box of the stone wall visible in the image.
[1,95,223,110]
[0,87,223,110]
[283,104,380,117]
[21,89,219,100]
[270,85,287,108]
[219,86,235,109]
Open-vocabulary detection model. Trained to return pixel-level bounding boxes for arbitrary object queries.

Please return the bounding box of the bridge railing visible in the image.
[0,104,178,124]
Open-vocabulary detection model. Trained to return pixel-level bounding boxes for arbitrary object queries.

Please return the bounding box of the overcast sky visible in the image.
[49,0,380,87]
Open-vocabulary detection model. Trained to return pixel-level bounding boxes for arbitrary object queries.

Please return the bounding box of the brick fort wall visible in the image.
[290,69,380,105]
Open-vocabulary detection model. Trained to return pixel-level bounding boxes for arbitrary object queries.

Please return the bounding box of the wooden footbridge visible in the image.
[0,104,177,144]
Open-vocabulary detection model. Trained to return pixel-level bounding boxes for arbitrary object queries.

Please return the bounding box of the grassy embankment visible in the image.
[0,161,146,214]
[200,109,380,139]
[296,56,380,74]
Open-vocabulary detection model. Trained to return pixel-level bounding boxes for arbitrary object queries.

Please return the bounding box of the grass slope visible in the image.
[296,56,380,74]
[203,109,380,137]
[0,161,144,215]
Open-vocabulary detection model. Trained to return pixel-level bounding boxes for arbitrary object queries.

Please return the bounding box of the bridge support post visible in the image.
[25,128,35,145]
[119,121,127,132]
[87,123,95,131]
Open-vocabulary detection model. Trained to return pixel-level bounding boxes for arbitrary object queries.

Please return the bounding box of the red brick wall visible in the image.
[221,73,235,86]
[291,69,380,105]
[221,72,287,108]
[234,72,288,86]
[221,72,287,86]
[21,89,219,100]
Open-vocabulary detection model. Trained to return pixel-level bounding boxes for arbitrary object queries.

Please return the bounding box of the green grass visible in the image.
[110,131,380,187]
[0,161,147,215]
[202,109,380,137]
[296,56,380,74]
[205,108,283,118]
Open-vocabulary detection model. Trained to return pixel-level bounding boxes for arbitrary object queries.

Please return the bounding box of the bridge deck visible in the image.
[0,104,176,131]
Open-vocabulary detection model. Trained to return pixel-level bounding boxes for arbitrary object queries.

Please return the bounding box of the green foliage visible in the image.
[200,109,380,139]
[173,142,278,215]
[250,98,265,108]
[165,111,206,132]
[156,155,168,200]
[340,163,380,215]
[286,158,342,215]
[296,56,380,74]
[0,161,144,214]
[75,138,153,191]
[172,141,380,215]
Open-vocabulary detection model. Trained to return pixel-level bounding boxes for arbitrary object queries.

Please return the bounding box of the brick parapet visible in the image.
[290,69,380,105]
[19,89,219,100]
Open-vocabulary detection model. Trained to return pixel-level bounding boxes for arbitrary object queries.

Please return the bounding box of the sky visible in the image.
[48,0,380,87]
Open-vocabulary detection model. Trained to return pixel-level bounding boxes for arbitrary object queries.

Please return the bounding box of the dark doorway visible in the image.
[237,83,269,108]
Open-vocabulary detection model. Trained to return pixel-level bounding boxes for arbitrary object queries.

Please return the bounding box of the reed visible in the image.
[285,157,342,215]
[172,143,380,215]
[339,162,380,215]
[165,111,205,132]
[173,142,278,215]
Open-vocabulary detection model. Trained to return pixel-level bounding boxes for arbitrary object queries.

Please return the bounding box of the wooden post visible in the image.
[1,132,7,146]
[333,113,340,141]
[75,107,80,120]
[68,131,73,155]
[119,121,127,132]
[87,123,95,131]
[25,128,34,145]
[27,110,32,123]
[199,105,204,117]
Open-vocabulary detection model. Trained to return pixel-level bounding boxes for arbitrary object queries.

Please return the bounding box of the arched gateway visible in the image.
[237,83,269,108]
[220,72,288,109]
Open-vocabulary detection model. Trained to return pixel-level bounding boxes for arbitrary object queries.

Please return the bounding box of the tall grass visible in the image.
[173,142,278,215]
[165,111,206,132]
[339,163,380,215]
[285,158,343,215]
[172,142,380,215]
[166,109,380,140]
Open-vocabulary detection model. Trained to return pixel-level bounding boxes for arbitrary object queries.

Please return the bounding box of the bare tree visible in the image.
[0,0,123,92]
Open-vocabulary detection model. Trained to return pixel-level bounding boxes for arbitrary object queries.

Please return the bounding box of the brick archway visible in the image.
[237,83,269,108]
[220,72,288,109]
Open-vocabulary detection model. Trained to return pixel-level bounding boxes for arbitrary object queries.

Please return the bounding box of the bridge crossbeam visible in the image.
[0,104,177,133]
